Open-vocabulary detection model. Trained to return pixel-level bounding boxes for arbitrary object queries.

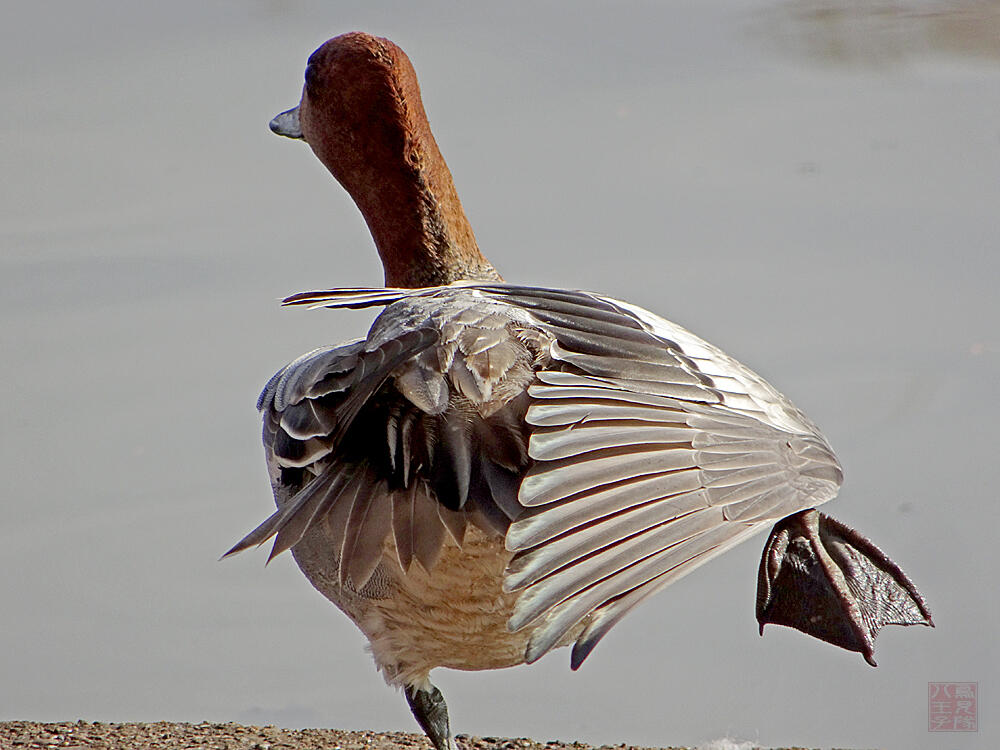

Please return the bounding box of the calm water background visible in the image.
[2,2,997,749]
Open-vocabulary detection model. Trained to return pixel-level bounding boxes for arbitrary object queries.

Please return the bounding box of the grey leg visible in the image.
[405,681,459,750]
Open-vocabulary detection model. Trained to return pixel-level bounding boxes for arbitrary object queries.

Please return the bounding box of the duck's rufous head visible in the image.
[271,32,501,288]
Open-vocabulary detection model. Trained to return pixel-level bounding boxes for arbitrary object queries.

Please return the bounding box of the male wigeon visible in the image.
[227,32,932,750]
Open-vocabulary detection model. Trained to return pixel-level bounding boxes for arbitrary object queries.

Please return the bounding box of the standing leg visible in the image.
[405,680,459,750]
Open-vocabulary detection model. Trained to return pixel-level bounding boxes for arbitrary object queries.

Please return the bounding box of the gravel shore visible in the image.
[0,722,834,750]
[0,722,698,750]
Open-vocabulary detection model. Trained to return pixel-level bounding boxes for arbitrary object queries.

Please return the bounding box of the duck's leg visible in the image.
[405,680,459,750]
[756,509,933,665]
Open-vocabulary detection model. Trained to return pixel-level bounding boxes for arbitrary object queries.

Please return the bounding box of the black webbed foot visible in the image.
[756,509,933,666]
[405,681,459,750]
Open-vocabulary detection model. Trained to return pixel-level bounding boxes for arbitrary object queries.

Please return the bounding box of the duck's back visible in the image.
[236,284,843,682]
[256,290,548,683]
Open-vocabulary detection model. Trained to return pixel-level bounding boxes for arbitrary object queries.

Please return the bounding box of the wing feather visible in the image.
[525,521,765,663]
[222,471,336,559]
[509,506,727,632]
[530,423,694,461]
[505,490,714,592]
[341,477,393,588]
[567,520,765,669]
[520,447,697,507]
[506,477,707,551]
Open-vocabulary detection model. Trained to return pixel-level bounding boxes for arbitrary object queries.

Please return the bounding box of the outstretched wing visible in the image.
[461,286,841,667]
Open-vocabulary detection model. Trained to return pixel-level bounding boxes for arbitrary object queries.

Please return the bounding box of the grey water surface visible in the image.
[2,2,997,749]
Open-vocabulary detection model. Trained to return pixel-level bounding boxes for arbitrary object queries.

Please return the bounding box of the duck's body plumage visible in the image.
[229,32,932,750]
[232,284,844,678]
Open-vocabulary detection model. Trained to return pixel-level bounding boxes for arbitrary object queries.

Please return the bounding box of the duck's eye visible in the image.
[304,61,319,91]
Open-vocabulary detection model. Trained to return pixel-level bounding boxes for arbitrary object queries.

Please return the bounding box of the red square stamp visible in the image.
[928,682,978,732]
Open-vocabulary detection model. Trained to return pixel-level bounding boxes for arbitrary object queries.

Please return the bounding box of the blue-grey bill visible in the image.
[270,107,303,139]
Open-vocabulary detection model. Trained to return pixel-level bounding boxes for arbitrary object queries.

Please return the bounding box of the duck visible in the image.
[226,32,933,750]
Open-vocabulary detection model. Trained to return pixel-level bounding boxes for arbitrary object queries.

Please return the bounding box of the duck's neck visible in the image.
[303,97,501,289]
[356,136,500,288]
